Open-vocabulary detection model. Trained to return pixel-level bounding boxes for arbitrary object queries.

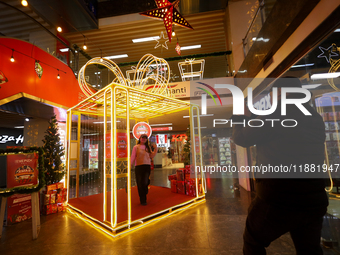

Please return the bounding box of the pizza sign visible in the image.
[132,122,152,140]
[7,153,38,188]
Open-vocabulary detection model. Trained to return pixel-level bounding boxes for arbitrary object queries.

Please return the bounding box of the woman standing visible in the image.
[131,134,157,205]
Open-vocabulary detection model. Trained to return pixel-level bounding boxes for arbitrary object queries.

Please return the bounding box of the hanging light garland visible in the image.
[0,43,67,79]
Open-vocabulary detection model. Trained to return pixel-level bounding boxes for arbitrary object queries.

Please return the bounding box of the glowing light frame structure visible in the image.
[178,58,205,81]
[66,61,205,237]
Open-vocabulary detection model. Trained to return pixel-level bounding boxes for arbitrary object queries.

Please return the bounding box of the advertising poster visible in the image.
[106,133,128,159]
[6,153,38,188]
[7,194,32,225]
[6,153,38,225]
[105,133,111,159]
[117,132,128,158]
[89,144,99,169]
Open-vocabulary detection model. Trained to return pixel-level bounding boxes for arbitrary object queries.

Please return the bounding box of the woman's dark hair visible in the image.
[137,135,151,153]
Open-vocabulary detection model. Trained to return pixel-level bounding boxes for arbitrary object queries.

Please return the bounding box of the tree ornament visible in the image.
[140,0,193,42]
[175,42,181,55]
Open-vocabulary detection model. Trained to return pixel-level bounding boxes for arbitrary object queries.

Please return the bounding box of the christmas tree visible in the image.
[183,125,191,166]
[42,115,65,185]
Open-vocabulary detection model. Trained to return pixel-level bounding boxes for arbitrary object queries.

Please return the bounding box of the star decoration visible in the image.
[154,31,169,49]
[317,45,339,63]
[140,0,193,42]
[175,42,181,55]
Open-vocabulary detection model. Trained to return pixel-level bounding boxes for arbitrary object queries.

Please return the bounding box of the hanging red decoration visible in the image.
[140,0,193,42]
[175,42,181,55]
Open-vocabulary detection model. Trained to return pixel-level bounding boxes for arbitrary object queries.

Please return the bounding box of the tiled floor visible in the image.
[1,171,338,255]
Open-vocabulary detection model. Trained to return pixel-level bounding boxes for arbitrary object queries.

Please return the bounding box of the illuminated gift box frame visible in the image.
[66,56,206,237]
[178,59,205,81]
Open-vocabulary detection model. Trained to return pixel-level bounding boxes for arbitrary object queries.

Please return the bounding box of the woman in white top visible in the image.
[131,134,157,205]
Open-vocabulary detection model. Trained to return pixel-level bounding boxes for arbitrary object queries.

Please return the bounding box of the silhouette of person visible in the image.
[231,77,328,254]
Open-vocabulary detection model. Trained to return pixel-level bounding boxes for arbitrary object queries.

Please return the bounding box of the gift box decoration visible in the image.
[176,169,185,181]
[168,174,177,181]
[171,180,177,193]
[177,181,185,194]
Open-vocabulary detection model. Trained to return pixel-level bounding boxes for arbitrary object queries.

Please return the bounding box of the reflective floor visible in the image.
[1,170,339,255]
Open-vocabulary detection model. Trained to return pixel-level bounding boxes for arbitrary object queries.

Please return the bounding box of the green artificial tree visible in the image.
[183,125,191,166]
[42,115,65,185]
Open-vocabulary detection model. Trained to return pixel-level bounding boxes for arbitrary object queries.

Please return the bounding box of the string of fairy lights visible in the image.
[1,42,67,79]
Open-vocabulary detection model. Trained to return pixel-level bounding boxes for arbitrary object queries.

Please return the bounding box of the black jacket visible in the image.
[232,101,328,210]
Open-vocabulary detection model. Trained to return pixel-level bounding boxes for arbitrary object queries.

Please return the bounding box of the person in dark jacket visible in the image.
[231,77,328,255]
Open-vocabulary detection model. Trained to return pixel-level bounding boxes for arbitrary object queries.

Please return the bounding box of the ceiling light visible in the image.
[57,27,62,32]
[105,54,128,59]
[25,118,30,122]
[301,84,322,89]
[132,36,160,43]
[180,45,201,50]
[83,35,87,50]
[10,49,15,62]
[291,63,314,68]
[59,48,69,52]
[172,31,176,37]
[57,69,60,79]
[14,126,24,129]
[334,29,340,32]
[182,74,201,78]
[21,0,28,7]
[311,72,340,79]
[150,123,172,126]
[183,114,214,118]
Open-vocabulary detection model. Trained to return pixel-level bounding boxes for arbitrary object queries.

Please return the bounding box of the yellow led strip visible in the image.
[67,197,205,238]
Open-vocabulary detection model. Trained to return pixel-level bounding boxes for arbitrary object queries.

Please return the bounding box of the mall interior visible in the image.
[1,0,340,254]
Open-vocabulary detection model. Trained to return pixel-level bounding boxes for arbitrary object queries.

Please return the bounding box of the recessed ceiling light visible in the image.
[183,114,214,118]
[132,36,160,43]
[59,48,69,52]
[105,54,128,59]
[14,126,24,129]
[181,45,201,50]
[311,72,340,79]
[291,63,314,68]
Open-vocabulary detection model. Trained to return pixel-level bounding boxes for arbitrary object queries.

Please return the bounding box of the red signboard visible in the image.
[152,127,173,131]
[7,194,32,225]
[105,133,111,159]
[7,153,38,188]
[106,132,128,158]
[132,122,152,139]
[6,153,38,225]
[117,132,128,158]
